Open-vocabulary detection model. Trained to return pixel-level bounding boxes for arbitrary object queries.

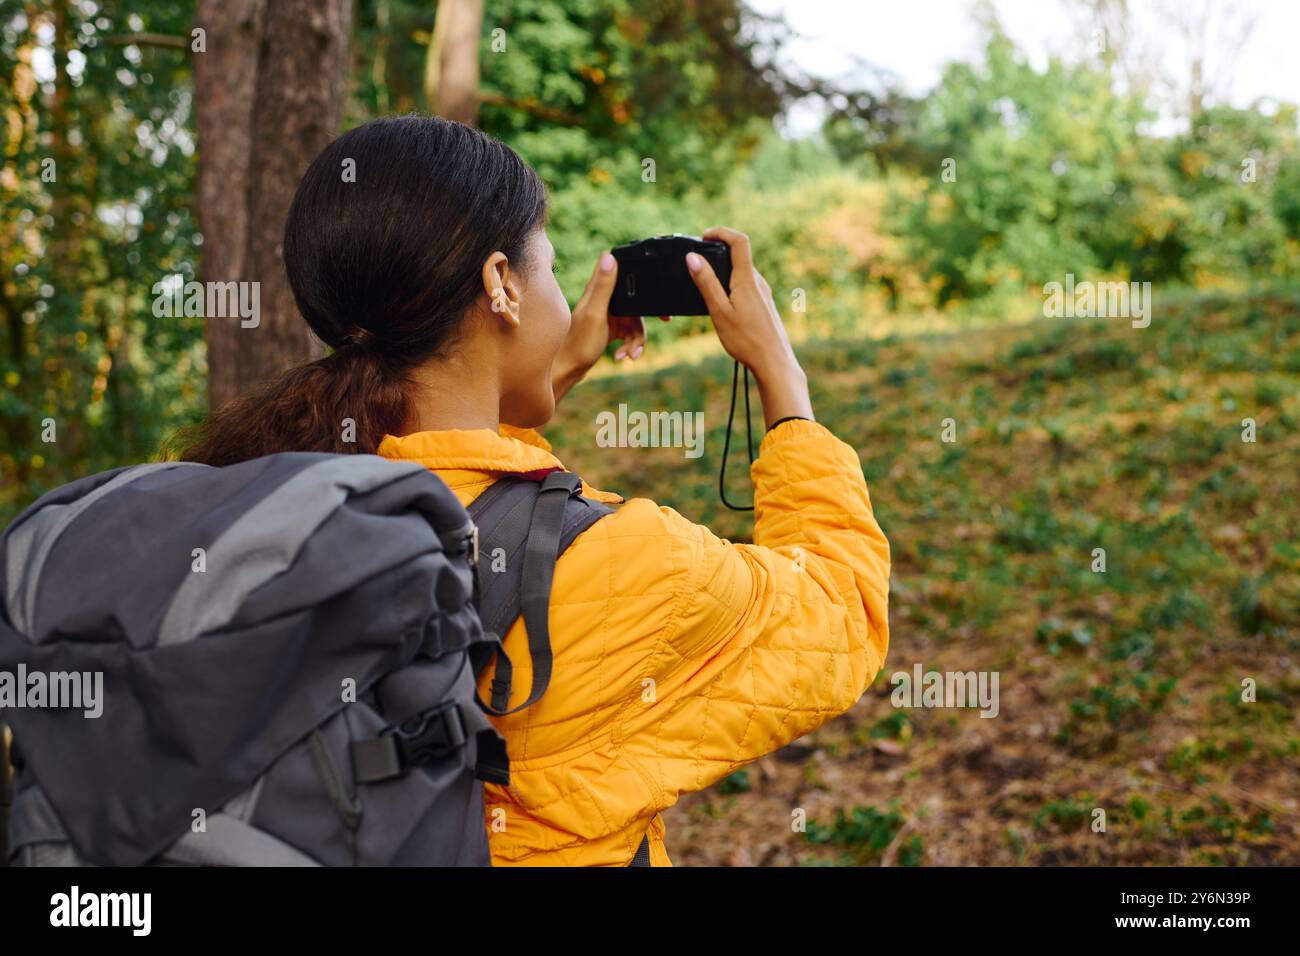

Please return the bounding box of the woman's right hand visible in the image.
[686,226,814,427]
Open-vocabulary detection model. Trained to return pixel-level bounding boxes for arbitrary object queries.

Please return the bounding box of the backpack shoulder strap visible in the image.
[467,471,614,716]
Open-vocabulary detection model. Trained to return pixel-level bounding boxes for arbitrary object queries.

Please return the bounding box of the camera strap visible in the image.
[719,360,756,512]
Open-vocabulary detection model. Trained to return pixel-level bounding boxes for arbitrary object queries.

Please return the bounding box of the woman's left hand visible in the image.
[552,252,668,402]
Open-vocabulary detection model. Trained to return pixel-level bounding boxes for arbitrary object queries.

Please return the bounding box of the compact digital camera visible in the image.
[609,234,732,317]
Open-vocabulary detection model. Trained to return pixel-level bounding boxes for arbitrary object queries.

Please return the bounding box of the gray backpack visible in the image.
[0,454,611,866]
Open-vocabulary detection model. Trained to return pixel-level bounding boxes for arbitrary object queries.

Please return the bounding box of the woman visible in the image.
[181,115,891,866]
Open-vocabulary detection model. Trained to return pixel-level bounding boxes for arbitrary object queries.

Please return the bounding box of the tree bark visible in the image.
[194,0,261,411]
[195,0,351,411]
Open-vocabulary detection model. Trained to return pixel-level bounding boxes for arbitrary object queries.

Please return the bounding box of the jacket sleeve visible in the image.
[621,417,890,801]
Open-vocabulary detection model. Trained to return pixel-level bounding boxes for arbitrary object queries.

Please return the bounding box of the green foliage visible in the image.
[352,0,789,195]
[804,804,921,866]
[9,0,1300,528]
[717,769,751,795]
[1,0,202,520]
[1169,103,1300,281]
[893,14,1300,301]
[1033,796,1093,831]
[868,711,910,740]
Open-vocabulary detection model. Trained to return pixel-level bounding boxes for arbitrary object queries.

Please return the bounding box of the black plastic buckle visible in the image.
[468,523,479,567]
[440,522,479,567]
[387,702,468,770]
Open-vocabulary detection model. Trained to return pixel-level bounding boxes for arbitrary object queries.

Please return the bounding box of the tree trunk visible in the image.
[194,0,263,411]
[426,0,483,126]
[195,0,351,411]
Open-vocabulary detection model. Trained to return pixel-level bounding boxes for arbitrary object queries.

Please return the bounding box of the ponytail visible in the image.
[173,344,411,466]
[171,114,548,466]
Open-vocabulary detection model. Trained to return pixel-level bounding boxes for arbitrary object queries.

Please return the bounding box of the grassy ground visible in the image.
[544,288,1300,866]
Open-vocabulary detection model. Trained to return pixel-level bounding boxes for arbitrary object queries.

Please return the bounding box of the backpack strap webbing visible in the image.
[351,699,505,786]
[467,472,614,718]
[630,834,651,867]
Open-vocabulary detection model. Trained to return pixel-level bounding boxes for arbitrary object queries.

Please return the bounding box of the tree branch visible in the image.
[476,90,582,127]
[106,33,189,50]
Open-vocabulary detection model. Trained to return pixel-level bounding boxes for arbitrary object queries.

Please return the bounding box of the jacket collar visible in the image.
[377,425,623,504]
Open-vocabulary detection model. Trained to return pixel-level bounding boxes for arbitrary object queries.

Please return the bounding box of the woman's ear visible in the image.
[481,251,522,328]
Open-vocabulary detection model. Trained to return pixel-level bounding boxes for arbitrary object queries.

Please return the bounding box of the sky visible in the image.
[749,0,1300,135]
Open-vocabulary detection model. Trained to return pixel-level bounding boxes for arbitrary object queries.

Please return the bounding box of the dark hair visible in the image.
[176,115,548,465]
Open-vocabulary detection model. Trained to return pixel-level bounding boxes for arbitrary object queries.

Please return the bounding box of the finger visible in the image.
[685,251,732,318]
[575,251,618,311]
[612,316,646,360]
[700,226,753,273]
[624,318,646,359]
[609,314,636,342]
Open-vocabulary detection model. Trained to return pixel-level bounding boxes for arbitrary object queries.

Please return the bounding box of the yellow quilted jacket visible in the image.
[377,417,890,866]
